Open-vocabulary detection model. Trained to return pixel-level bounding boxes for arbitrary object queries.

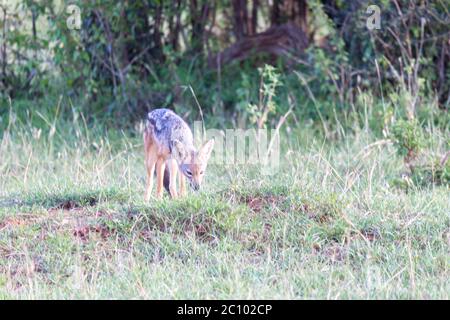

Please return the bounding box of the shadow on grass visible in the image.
[118,197,247,242]
[0,188,129,210]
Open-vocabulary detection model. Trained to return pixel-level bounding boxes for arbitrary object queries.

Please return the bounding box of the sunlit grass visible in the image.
[0,105,448,299]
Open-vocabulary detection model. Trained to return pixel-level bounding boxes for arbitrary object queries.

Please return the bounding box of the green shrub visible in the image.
[390,119,425,166]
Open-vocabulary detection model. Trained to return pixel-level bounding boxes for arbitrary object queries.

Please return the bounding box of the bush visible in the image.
[390,119,425,168]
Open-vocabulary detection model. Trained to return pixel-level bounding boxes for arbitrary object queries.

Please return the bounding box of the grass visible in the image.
[0,106,449,299]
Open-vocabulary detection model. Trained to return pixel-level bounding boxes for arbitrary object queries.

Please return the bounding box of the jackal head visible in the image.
[173,139,215,191]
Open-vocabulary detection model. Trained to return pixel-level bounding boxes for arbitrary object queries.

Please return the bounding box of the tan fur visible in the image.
[179,170,186,197]
[144,129,214,200]
[167,158,178,198]
[144,109,214,200]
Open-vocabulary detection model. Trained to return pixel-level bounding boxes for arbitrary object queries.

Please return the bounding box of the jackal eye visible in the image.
[186,170,192,176]
[200,171,204,175]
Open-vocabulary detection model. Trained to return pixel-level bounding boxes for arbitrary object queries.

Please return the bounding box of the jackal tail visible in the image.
[163,166,170,194]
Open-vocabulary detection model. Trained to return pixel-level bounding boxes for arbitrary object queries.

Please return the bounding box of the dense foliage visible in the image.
[0,0,448,130]
[0,1,448,299]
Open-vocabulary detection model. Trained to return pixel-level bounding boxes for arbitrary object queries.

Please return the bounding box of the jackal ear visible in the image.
[199,139,214,161]
[172,140,187,161]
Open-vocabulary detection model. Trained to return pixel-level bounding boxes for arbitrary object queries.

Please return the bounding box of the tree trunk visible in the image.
[190,0,209,52]
[168,0,182,51]
[152,1,164,60]
[271,0,282,26]
[249,0,259,35]
[232,0,249,40]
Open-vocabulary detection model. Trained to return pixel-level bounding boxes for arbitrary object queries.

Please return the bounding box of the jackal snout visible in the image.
[191,182,200,191]
[174,139,215,192]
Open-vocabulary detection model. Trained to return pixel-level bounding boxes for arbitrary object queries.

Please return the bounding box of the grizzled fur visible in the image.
[146,109,195,157]
[146,109,194,193]
[144,108,214,198]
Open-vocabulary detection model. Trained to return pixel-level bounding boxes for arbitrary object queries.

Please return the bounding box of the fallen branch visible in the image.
[208,23,308,68]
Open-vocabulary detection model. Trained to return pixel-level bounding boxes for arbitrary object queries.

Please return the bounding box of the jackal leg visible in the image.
[155,158,166,199]
[179,173,186,197]
[144,152,157,202]
[168,159,178,198]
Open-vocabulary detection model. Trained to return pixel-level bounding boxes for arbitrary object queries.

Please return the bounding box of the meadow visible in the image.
[0,101,448,299]
[0,0,449,300]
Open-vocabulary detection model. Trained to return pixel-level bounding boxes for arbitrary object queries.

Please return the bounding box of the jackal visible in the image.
[143,108,214,200]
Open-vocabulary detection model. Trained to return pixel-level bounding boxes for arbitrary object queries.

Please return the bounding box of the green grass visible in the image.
[0,107,449,299]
